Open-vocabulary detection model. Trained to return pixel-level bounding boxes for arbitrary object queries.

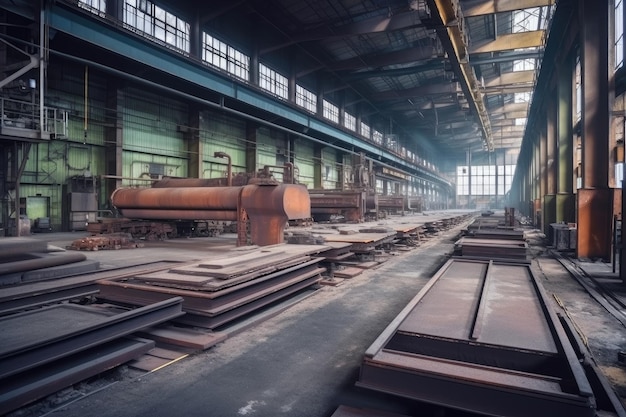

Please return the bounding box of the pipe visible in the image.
[39,0,46,137]
[151,177,228,188]
[111,186,242,210]
[213,151,232,186]
[111,184,311,246]
[0,252,86,276]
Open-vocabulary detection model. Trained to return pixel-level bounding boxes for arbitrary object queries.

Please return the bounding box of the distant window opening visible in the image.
[259,63,288,100]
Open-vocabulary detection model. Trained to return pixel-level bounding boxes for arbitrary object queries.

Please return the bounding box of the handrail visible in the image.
[0,97,67,139]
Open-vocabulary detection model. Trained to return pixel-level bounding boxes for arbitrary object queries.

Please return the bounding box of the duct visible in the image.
[110,184,311,246]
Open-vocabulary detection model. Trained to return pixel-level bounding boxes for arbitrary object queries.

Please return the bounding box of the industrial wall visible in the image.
[15,61,356,232]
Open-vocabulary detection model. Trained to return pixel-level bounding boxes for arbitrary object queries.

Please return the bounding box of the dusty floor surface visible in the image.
[6,222,626,417]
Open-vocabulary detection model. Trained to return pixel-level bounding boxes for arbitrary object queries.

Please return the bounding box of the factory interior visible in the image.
[2,0,626,416]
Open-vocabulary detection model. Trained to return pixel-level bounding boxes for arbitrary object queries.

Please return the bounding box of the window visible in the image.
[296,85,317,113]
[513,8,540,33]
[202,34,250,81]
[344,112,356,131]
[78,0,106,16]
[510,7,550,73]
[259,63,288,100]
[514,92,532,103]
[456,164,515,196]
[513,58,536,71]
[575,54,582,123]
[372,130,383,145]
[361,122,371,139]
[124,0,190,53]
[515,117,527,126]
[322,99,339,123]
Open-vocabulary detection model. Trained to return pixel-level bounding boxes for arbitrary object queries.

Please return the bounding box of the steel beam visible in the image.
[462,0,555,17]
[427,0,494,150]
[0,297,184,380]
[470,30,545,54]
[372,82,460,101]
[260,10,424,55]
[329,44,438,71]
[0,337,154,415]
[358,258,596,417]
[488,102,529,114]
[484,70,535,87]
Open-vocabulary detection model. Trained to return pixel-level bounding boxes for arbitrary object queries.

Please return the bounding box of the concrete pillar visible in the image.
[577,0,611,260]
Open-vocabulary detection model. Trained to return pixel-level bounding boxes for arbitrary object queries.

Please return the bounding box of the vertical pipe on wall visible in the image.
[39,0,45,136]
[84,65,88,143]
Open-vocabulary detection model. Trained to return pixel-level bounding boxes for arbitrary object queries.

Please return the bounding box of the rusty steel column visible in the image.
[577,0,611,260]
[533,136,541,227]
[557,54,575,224]
[544,92,557,239]
[539,117,547,234]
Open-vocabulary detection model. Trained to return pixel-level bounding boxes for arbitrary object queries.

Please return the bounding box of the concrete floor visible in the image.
[6,219,626,417]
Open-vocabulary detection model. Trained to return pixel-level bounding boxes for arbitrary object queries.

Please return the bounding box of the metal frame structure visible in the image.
[358,258,596,417]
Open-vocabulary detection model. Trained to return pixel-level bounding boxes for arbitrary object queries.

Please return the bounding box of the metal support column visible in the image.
[534,137,541,227]
[186,105,202,178]
[557,53,575,224]
[104,82,124,205]
[313,144,323,189]
[245,122,258,174]
[577,0,611,260]
[539,118,548,234]
[544,92,558,239]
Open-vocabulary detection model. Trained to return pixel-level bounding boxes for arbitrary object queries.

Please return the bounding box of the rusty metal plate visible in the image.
[358,258,596,417]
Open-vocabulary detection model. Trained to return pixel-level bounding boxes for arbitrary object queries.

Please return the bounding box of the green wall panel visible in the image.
[294,139,314,188]
[321,147,339,189]
[121,150,187,186]
[123,89,188,158]
[201,111,247,177]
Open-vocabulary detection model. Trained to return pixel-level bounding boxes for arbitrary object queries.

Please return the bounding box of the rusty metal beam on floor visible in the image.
[357,258,595,417]
[0,337,154,415]
[0,297,184,380]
